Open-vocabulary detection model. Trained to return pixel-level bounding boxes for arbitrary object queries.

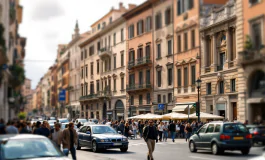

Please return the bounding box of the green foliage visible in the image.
[244,35,253,50]
[18,112,26,120]
[9,64,26,87]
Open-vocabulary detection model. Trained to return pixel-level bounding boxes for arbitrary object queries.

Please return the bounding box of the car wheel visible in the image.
[189,141,197,152]
[241,148,250,155]
[120,147,128,152]
[212,143,223,155]
[262,142,265,146]
[92,141,98,153]
[77,140,81,150]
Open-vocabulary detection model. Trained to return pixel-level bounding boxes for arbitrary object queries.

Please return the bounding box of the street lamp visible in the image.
[196,78,202,122]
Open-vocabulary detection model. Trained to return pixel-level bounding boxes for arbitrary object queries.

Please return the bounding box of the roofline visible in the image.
[91,9,121,27]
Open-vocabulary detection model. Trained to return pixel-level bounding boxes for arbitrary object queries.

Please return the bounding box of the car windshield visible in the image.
[92,126,117,134]
[1,138,64,159]
[59,119,69,123]
[224,124,248,133]
[78,119,87,123]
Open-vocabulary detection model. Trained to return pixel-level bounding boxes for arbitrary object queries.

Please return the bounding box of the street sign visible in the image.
[2,64,8,70]
[158,104,164,110]
[59,89,66,102]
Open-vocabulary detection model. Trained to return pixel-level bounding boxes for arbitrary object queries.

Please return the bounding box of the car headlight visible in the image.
[122,138,128,142]
[100,139,110,142]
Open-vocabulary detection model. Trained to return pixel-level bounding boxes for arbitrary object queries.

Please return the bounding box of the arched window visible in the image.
[115,100,124,109]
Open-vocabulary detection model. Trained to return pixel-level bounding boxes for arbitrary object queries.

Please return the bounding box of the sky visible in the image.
[19,0,145,89]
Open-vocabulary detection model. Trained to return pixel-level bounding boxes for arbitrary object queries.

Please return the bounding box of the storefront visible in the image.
[138,106,151,115]
[107,111,113,120]
[128,106,137,117]
[115,100,125,121]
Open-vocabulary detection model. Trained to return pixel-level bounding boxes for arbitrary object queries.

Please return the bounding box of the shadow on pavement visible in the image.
[80,149,136,155]
[196,151,260,158]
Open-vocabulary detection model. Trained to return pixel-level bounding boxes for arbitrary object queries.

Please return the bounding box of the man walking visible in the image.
[169,121,176,142]
[62,122,77,160]
[51,123,63,148]
[143,120,158,160]
[34,121,50,138]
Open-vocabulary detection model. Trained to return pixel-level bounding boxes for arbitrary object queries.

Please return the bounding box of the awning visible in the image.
[172,102,195,112]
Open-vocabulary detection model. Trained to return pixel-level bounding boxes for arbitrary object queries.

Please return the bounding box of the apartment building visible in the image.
[79,3,134,120]
[200,0,239,120]
[237,0,265,123]
[173,0,228,113]
[50,64,58,115]
[152,0,174,114]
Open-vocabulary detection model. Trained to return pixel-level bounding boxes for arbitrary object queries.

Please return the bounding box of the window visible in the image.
[146,16,152,32]
[139,95,143,105]
[130,96,134,105]
[157,44,161,58]
[147,93,151,104]
[114,79,116,91]
[168,93,172,103]
[96,80,99,92]
[155,12,162,30]
[219,81,224,94]
[177,35,181,52]
[184,32,188,51]
[97,41,100,51]
[137,20,144,35]
[81,51,83,60]
[198,125,207,133]
[121,77,124,90]
[90,83,94,94]
[113,33,116,45]
[139,71,143,85]
[214,124,221,132]
[85,84,88,95]
[207,83,211,95]
[102,22,106,29]
[137,48,143,59]
[129,74,135,85]
[177,69,182,87]
[89,45,94,56]
[128,24,134,39]
[168,68,172,85]
[249,0,259,5]
[177,0,194,15]
[97,23,100,30]
[121,28,124,42]
[85,65,88,77]
[121,53,124,66]
[114,56,116,69]
[167,40,172,55]
[108,36,111,48]
[146,45,150,58]
[90,63,93,75]
[81,67,84,78]
[191,65,196,85]
[109,17,112,23]
[231,79,236,92]
[163,95,166,103]
[157,94,161,103]
[252,22,262,49]
[191,30,195,48]
[184,67,188,87]
[206,124,214,133]
[97,60,99,74]
[157,70,162,87]
[165,8,171,25]
[146,70,150,84]
[84,49,87,59]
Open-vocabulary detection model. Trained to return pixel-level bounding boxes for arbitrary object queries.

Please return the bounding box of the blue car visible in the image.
[77,124,129,152]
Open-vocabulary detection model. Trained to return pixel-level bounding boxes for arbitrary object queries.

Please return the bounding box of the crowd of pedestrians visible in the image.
[0,119,78,160]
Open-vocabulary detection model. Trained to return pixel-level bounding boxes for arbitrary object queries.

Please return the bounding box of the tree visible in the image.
[244,35,253,50]
[18,112,26,120]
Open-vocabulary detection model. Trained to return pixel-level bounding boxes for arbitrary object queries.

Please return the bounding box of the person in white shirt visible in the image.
[157,122,164,142]
[132,123,138,139]
[163,122,169,142]
[51,123,63,148]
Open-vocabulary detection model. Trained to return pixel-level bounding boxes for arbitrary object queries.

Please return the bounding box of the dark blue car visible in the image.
[77,124,129,152]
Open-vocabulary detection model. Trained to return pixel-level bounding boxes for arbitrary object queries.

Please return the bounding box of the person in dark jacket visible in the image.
[119,121,125,135]
[169,121,176,142]
[143,120,158,160]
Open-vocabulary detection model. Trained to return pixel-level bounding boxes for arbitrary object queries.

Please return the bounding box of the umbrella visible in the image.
[162,112,188,120]
[137,113,162,120]
[127,114,143,119]
[189,112,224,119]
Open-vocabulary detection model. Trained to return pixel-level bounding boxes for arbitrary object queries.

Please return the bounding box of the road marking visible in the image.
[189,156,220,160]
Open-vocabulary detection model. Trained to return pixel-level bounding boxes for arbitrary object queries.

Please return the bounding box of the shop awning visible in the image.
[172,102,195,112]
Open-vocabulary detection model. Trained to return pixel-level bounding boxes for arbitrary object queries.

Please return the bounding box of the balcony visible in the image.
[79,94,98,102]
[97,90,112,98]
[99,47,111,58]
[126,83,152,92]
[238,50,265,66]
[128,57,152,70]
[217,65,223,71]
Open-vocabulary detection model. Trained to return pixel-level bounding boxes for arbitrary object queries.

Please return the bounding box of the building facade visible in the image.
[237,0,265,123]
[200,0,239,120]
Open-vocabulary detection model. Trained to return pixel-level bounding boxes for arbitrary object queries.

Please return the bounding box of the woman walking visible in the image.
[163,122,169,142]
[157,122,164,142]
[124,122,130,138]
[185,123,192,142]
[132,123,138,139]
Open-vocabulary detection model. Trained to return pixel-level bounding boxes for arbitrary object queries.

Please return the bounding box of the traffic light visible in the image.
[195,102,200,116]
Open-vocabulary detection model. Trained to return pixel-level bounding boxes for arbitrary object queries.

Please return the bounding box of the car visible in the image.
[0,134,69,160]
[88,119,98,124]
[58,118,69,124]
[246,125,265,145]
[49,117,56,120]
[61,123,78,130]
[48,120,57,129]
[75,119,88,126]
[189,121,252,155]
[77,124,129,152]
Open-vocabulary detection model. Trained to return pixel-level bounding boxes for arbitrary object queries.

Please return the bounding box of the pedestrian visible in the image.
[138,120,144,138]
[143,120,158,160]
[0,119,6,134]
[163,122,168,142]
[6,120,19,134]
[169,121,176,142]
[34,121,50,138]
[33,121,41,134]
[62,122,77,160]
[124,122,130,138]
[132,122,137,139]
[119,121,125,135]
[51,123,63,149]
[77,122,82,129]
[158,122,164,142]
[185,123,192,142]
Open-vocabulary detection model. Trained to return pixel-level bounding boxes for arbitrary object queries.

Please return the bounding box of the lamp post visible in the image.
[196,78,202,122]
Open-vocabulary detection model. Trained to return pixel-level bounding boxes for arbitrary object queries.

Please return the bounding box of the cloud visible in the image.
[31,0,64,21]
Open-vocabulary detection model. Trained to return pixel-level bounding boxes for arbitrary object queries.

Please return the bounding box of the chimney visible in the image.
[128,4,137,10]
[119,2,123,9]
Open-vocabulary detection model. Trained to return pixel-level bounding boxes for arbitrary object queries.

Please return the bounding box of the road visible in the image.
[74,138,265,160]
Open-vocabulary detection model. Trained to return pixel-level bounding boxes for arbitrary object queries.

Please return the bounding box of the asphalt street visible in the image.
[74,138,265,160]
